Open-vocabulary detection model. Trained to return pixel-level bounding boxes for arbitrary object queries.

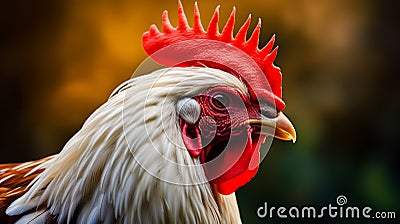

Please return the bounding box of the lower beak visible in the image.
[246,112,296,143]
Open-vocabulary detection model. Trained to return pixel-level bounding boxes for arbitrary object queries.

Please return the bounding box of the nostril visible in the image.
[259,101,278,118]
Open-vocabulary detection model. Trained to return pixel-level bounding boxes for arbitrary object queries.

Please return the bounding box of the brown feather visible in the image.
[0,156,53,223]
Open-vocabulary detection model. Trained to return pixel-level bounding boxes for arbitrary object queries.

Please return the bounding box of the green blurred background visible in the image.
[0,0,398,223]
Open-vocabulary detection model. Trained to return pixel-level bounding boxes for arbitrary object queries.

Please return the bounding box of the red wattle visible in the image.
[211,131,261,195]
[180,117,263,195]
[216,150,259,195]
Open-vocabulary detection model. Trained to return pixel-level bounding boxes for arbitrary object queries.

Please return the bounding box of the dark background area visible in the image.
[1,0,399,223]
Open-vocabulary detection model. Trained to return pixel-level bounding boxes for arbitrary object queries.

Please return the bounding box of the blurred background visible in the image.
[0,0,398,223]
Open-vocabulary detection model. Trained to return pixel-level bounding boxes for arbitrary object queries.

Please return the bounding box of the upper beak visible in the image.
[246,112,297,143]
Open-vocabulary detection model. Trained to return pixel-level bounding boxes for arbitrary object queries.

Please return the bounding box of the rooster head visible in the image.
[142,1,296,195]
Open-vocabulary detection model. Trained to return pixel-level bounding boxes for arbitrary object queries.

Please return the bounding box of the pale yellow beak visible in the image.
[245,112,296,143]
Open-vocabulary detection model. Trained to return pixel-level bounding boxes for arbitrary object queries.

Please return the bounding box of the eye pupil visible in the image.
[212,94,229,109]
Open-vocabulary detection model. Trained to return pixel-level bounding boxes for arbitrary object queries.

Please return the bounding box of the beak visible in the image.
[246,112,297,143]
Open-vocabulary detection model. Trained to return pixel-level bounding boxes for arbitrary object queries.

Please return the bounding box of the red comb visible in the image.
[142,1,285,110]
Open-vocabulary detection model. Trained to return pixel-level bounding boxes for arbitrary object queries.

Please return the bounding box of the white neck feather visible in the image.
[8,67,246,223]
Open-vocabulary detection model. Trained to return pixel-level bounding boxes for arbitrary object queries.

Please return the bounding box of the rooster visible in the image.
[0,2,296,223]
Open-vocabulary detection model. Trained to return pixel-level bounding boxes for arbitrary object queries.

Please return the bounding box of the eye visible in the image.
[211,94,230,110]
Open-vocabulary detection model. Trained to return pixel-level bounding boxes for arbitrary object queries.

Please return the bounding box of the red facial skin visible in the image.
[180,86,270,195]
